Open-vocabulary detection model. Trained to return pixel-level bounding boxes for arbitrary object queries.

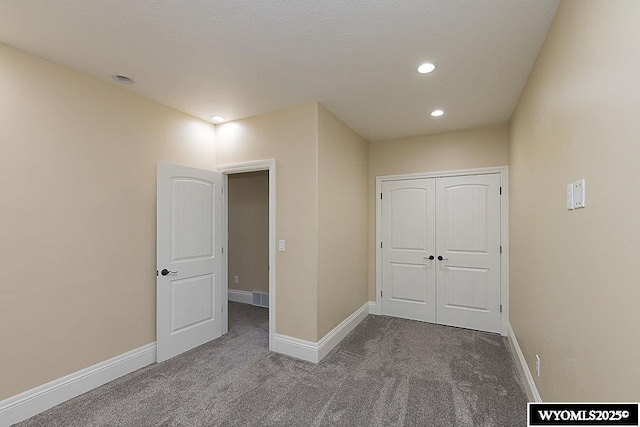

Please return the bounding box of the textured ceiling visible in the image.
[0,0,558,141]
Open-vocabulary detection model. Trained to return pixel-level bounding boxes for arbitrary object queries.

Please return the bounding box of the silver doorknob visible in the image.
[161,269,177,276]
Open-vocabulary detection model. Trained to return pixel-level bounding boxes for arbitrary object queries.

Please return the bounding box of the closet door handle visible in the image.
[423,255,435,260]
[161,269,177,276]
[437,256,448,261]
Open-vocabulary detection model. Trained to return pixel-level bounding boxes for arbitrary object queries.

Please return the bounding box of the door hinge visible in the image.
[221,187,224,195]
[221,246,224,254]
[500,304,503,313]
[381,290,383,297]
[499,186,502,195]
[380,193,382,200]
[500,245,502,254]
[380,241,382,248]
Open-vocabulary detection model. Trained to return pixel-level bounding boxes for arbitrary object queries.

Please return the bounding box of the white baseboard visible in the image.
[368,301,380,315]
[271,334,318,363]
[0,343,156,426]
[272,301,370,364]
[228,289,253,305]
[0,301,371,424]
[507,323,542,402]
[317,302,370,361]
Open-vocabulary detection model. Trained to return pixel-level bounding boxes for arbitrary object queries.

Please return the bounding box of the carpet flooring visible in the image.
[17,302,528,426]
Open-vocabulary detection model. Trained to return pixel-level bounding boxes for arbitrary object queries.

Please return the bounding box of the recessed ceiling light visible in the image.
[210,115,226,123]
[430,109,445,117]
[417,63,436,74]
[111,74,135,84]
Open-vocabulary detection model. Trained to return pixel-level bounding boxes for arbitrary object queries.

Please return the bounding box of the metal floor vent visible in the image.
[252,291,269,308]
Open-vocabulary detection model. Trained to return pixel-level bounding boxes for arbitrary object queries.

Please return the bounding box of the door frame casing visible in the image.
[374,166,509,336]
[216,159,276,350]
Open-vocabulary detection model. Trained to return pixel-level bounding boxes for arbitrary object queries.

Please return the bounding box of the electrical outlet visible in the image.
[234,275,239,284]
[535,354,541,377]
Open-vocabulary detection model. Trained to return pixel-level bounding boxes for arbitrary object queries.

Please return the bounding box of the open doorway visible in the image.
[218,159,276,351]
[227,171,269,346]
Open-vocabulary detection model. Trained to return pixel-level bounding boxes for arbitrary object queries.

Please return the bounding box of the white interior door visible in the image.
[435,174,501,333]
[381,179,436,322]
[157,163,223,362]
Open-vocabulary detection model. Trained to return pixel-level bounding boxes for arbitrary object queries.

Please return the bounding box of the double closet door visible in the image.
[381,173,502,333]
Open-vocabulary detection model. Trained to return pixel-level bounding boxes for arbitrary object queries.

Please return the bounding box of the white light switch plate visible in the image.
[278,240,286,252]
[566,184,574,210]
[573,179,585,209]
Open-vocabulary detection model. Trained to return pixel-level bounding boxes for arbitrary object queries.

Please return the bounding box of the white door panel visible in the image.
[157,163,223,362]
[381,179,436,322]
[171,178,214,262]
[436,174,501,333]
[390,263,429,302]
[170,274,214,333]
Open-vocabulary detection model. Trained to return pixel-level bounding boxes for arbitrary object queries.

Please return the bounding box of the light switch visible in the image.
[573,179,585,209]
[566,184,574,210]
[278,240,286,252]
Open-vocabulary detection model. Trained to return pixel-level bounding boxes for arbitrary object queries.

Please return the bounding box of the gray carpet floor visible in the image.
[17,302,528,426]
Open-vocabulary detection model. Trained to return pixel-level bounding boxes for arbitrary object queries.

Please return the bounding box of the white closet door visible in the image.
[381,179,436,322]
[435,174,501,333]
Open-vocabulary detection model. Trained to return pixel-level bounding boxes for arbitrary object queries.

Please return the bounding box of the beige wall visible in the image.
[217,103,370,341]
[317,105,369,339]
[367,124,509,300]
[216,103,319,341]
[510,0,640,401]
[0,43,216,400]
[228,171,269,294]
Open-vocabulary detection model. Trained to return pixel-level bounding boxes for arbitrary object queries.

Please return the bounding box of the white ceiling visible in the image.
[0,0,558,141]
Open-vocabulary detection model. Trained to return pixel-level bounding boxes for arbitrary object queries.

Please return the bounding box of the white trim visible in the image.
[216,159,276,174]
[0,343,156,426]
[317,302,370,361]
[216,159,276,352]
[368,300,380,315]
[221,172,228,335]
[375,166,507,182]
[272,302,370,363]
[227,289,253,305]
[507,323,542,402]
[500,168,510,336]
[271,334,318,363]
[375,166,510,336]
